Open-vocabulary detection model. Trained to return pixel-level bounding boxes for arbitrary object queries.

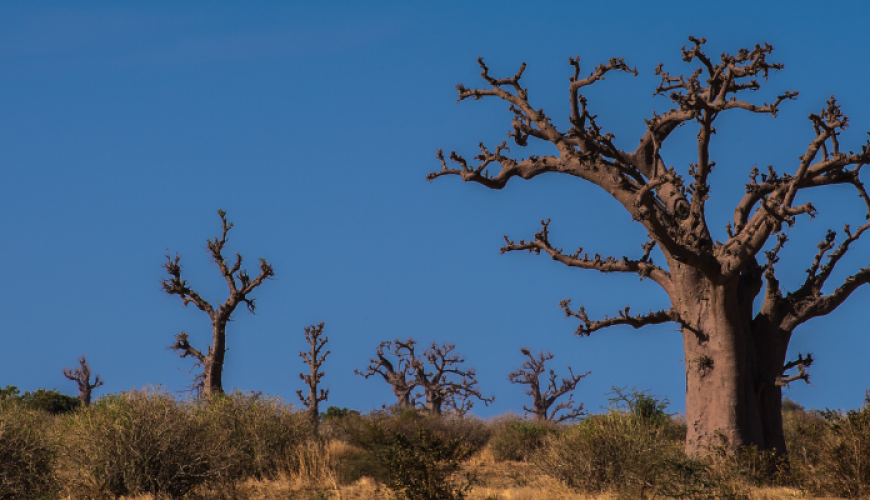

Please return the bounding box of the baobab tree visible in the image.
[357,338,494,414]
[296,322,330,430]
[508,348,590,423]
[409,340,494,415]
[429,38,870,455]
[162,210,274,397]
[62,355,103,407]
[355,339,419,409]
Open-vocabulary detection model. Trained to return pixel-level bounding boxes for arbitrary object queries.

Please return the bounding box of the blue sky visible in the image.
[2,1,868,417]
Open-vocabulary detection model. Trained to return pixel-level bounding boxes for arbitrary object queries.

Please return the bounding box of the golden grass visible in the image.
[102,443,847,500]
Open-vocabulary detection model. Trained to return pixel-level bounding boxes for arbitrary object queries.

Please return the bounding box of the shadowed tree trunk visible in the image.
[162,210,274,398]
[296,322,330,431]
[429,38,870,455]
[62,355,103,407]
[508,348,590,422]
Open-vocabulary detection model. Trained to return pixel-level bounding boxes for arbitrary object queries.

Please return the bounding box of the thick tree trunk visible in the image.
[203,320,227,398]
[672,264,788,455]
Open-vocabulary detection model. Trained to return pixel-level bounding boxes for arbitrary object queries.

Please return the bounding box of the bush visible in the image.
[377,426,474,500]
[488,414,556,462]
[0,403,57,500]
[55,388,220,499]
[1,385,80,414]
[534,411,684,495]
[198,391,311,479]
[335,408,489,484]
[813,405,870,499]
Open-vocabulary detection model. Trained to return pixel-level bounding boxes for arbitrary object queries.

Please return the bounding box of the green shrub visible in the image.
[488,414,556,462]
[335,408,488,483]
[55,388,219,499]
[0,403,57,500]
[377,426,474,500]
[1,385,80,414]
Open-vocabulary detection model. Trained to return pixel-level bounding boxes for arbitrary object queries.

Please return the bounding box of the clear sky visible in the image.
[2,1,868,417]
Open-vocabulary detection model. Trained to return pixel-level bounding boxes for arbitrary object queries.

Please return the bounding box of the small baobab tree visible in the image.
[508,348,590,423]
[62,355,103,407]
[296,322,330,430]
[355,339,418,410]
[429,38,870,454]
[162,210,274,397]
[409,340,495,416]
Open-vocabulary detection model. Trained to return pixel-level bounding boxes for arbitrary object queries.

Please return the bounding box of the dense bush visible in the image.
[488,414,556,462]
[55,388,220,499]
[198,391,311,479]
[334,408,489,484]
[0,403,57,500]
[378,427,474,500]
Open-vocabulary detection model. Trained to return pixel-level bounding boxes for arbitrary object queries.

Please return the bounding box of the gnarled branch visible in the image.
[560,300,674,336]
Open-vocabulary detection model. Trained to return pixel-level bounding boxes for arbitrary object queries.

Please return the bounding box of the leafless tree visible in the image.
[296,322,329,430]
[508,348,590,423]
[162,210,274,397]
[408,340,495,416]
[62,355,103,407]
[355,339,418,409]
[429,38,870,455]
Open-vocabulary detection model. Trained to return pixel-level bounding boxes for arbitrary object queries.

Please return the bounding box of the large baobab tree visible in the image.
[508,348,590,423]
[62,355,103,407]
[429,37,870,455]
[296,322,330,430]
[162,210,274,397]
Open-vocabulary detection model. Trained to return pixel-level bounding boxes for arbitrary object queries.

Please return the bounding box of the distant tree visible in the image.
[62,355,103,407]
[408,340,494,416]
[162,210,274,397]
[429,37,870,455]
[296,322,330,430]
[0,386,80,414]
[355,339,419,410]
[508,348,590,423]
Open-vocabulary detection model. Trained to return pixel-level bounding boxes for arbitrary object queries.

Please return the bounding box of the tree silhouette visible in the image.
[162,210,274,397]
[357,338,494,415]
[355,339,419,410]
[508,348,589,422]
[430,37,870,454]
[296,322,329,430]
[62,355,103,407]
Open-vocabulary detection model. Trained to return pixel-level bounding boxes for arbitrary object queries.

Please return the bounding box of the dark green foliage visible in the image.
[488,415,556,462]
[377,427,474,500]
[322,406,360,420]
[608,386,671,426]
[1,385,80,414]
[0,404,57,500]
[335,408,488,485]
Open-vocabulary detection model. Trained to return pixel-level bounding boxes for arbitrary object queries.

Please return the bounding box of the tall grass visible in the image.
[0,402,56,500]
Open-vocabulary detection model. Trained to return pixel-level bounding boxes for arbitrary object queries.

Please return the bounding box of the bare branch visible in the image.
[560,300,674,336]
[500,219,672,292]
[777,353,814,387]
